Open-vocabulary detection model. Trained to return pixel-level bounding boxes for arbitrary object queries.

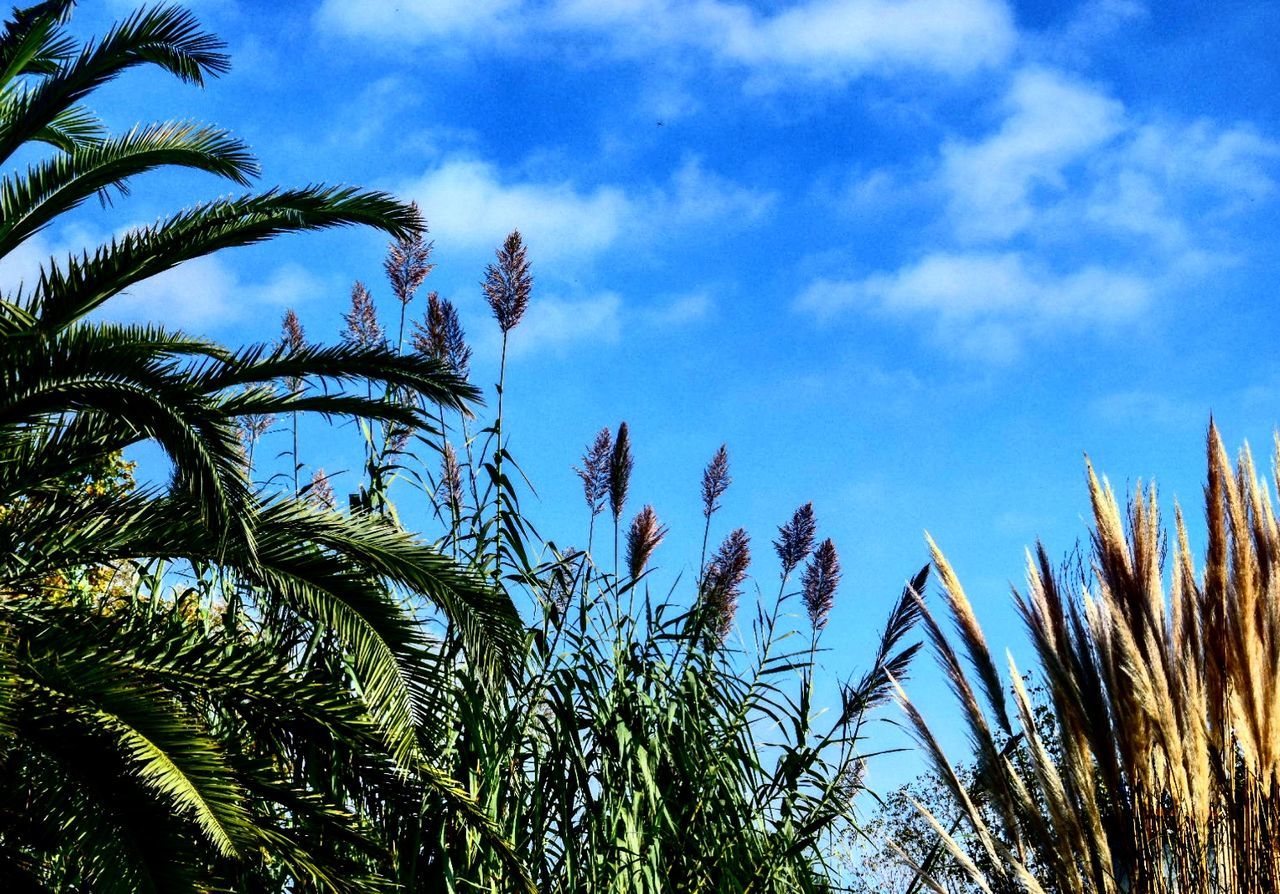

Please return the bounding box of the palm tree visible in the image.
[0,3,529,890]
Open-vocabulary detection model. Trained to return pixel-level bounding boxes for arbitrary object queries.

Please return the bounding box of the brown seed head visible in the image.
[386,425,412,454]
[774,502,817,577]
[626,505,668,580]
[703,528,751,640]
[412,292,472,379]
[548,546,581,623]
[609,421,633,521]
[238,413,274,443]
[802,538,841,632]
[385,203,435,306]
[439,441,463,513]
[307,468,336,510]
[483,230,533,333]
[701,445,731,519]
[574,427,613,518]
[281,308,306,393]
[342,280,384,349]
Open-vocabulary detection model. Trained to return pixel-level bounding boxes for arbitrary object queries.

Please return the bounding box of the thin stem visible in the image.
[291,409,300,497]
[493,332,508,583]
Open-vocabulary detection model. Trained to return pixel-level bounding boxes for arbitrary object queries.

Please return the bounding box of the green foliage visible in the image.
[0,4,929,891]
[0,3,524,889]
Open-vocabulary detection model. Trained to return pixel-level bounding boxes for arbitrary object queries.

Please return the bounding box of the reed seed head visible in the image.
[626,505,668,581]
[237,413,274,444]
[307,468,336,510]
[774,502,817,578]
[386,425,411,455]
[483,230,532,334]
[281,308,306,393]
[574,427,613,518]
[609,421,633,521]
[342,280,384,349]
[439,441,463,513]
[548,547,580,623]
[703,528,751,640]
[701,444,731,519]
[412,292,472,380]
[802,538,840,632]
[385,203,435,306]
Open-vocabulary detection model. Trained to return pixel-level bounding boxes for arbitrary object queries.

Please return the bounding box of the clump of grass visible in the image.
[898,421,1280,894]
[302,225,931,891]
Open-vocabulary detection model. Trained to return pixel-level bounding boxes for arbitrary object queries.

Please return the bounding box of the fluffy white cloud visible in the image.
[942,68,1124,242]
[506,291,623,357]
[401,159,630,263]
[797,252,1150,361]
[318,0,1017,82]
[315,0,523,42]
[401,155,773,265]
[106,261,325,330]
[802,66,1279,361]
[656,157,777,226]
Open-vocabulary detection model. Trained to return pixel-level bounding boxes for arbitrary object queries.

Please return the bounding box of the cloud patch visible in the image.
[505,291,623,357]
[402,159,630,264]
[401,154,773,265]
[801,67,1280,362]
[318,0,1017,84]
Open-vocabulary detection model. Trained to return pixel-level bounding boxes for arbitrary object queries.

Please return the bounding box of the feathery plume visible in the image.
[701,444,731,519]
[237,412,274,471]
[439,441,463,513]
[237,413,274,444]
[280,308,305,393]
[385,203,434,306]
[548,547,580,624]
[483,230,533,333]
[412,292,472,379]
[802,538,840,632]
[609,421,633,521]
[626,505,668,580]
[342,280,384,348]
[307,468,336,510]
[703,528,751,640]
[574,427,613,517]
[386,425,411,454]
[774,502,817,578]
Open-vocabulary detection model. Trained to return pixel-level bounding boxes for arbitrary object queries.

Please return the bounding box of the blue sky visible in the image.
[18,0,1280,791]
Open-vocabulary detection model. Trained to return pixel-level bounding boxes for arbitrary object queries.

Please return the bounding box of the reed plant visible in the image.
[897,422,1280,894]
[311,226,931,892]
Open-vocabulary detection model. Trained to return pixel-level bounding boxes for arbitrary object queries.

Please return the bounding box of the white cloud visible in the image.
[107,261,325,330]
[718,0,1017,79]
[644,291,714,326]
[942,68,1125,241]
[402,159,631,264]
[797,251,1150,361]
[315,0,522,42]
[402,155,773,266]
[802,66,1279,362]
[318,0,1017,83]
[507,291,622,357]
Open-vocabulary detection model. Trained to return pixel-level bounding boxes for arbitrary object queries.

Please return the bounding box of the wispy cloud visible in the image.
[400,154,773,265]
[401,159,630,264]
[504,291,623,357]
[107,261,326,330]
[799,66,1280,362]
[315,0,522,42]
[317,0,1016,83]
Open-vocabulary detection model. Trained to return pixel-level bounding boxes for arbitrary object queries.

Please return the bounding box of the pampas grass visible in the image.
[900,421,1280,894]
